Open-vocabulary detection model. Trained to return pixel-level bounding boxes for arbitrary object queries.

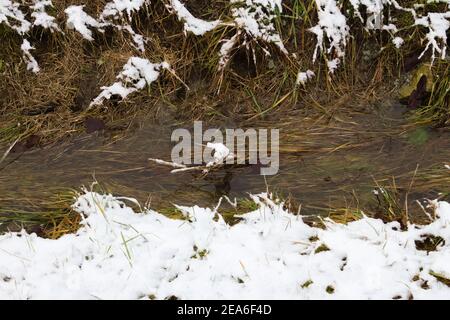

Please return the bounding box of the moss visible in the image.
[0,124,25,144]
[399,64,434,99]
[414,64,449,127]
[407,127,429,146]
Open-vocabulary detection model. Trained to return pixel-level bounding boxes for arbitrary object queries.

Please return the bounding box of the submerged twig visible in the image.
[0,138,20,166]
[148,158,187,169]
[149,142,235,175]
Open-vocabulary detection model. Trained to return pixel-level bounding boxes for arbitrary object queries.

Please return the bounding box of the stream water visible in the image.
[1,101,449,223]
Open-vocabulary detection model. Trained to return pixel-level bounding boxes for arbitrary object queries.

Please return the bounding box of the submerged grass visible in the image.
[0,188,80,239]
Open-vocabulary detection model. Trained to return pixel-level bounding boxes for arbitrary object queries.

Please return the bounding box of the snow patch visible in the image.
[20,39,40,73]
[218,33,240,71]
[231,0,287,54]
[31,0,59,32]
[90,57,169,107]
[65,5,104,41]
[392,36,404,48]
[167,0,221,36]
[205,142,234,167]
[309,0,349,72]
[100,0,150,20]
[296,70,315,86]
[218,0,287,71]
[0,191,450,299]
[0,0,31,34]
[415,12,450,62]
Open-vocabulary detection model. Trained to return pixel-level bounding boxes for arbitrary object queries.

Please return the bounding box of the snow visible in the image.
[100,0,149,20]
[90,57,169,106]
[218,33,240,71]
[348,0,411,30]
[392,36,404,48]
[296,70,315,86]
[0,0,31,34]
[230,0,288,55]
[2,0,450,75]
[205,142,234,167]
[0,191,450,299]
[65,2,149,51]
[115,24,147,52]
[415,12,450,62]
[65,5,104,41]
[310,0,349,72]
[167,0,220,36]
[20,39,40,73]
[218,0,287,71]
[308,0,450,70]
[31,0,59,32]
[327,58,339,74]
[2,0,450,300]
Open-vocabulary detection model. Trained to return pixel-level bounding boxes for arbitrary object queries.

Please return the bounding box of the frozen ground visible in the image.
[0,191,449,299]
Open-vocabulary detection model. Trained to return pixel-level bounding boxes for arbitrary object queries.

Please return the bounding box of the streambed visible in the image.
[1,101,449,225]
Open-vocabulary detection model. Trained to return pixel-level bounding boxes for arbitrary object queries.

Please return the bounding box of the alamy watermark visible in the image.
[171,121,279,175]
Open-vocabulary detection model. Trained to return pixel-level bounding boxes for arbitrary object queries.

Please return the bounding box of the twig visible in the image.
[148,158,187,169]
[0,138,19,166]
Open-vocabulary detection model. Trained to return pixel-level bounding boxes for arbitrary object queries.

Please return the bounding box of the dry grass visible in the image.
[3,0,444,146]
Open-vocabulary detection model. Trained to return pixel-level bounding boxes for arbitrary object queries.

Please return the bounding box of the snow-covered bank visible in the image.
[0,193,450,299]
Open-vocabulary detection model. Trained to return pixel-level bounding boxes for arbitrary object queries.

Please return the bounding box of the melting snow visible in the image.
[2,0,450,74]
[230,0,287,55]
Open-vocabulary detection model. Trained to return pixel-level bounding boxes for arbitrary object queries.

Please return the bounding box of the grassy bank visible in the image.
[0,0,448,146]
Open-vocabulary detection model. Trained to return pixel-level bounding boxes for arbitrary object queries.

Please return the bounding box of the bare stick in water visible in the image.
[0,138,20,166]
